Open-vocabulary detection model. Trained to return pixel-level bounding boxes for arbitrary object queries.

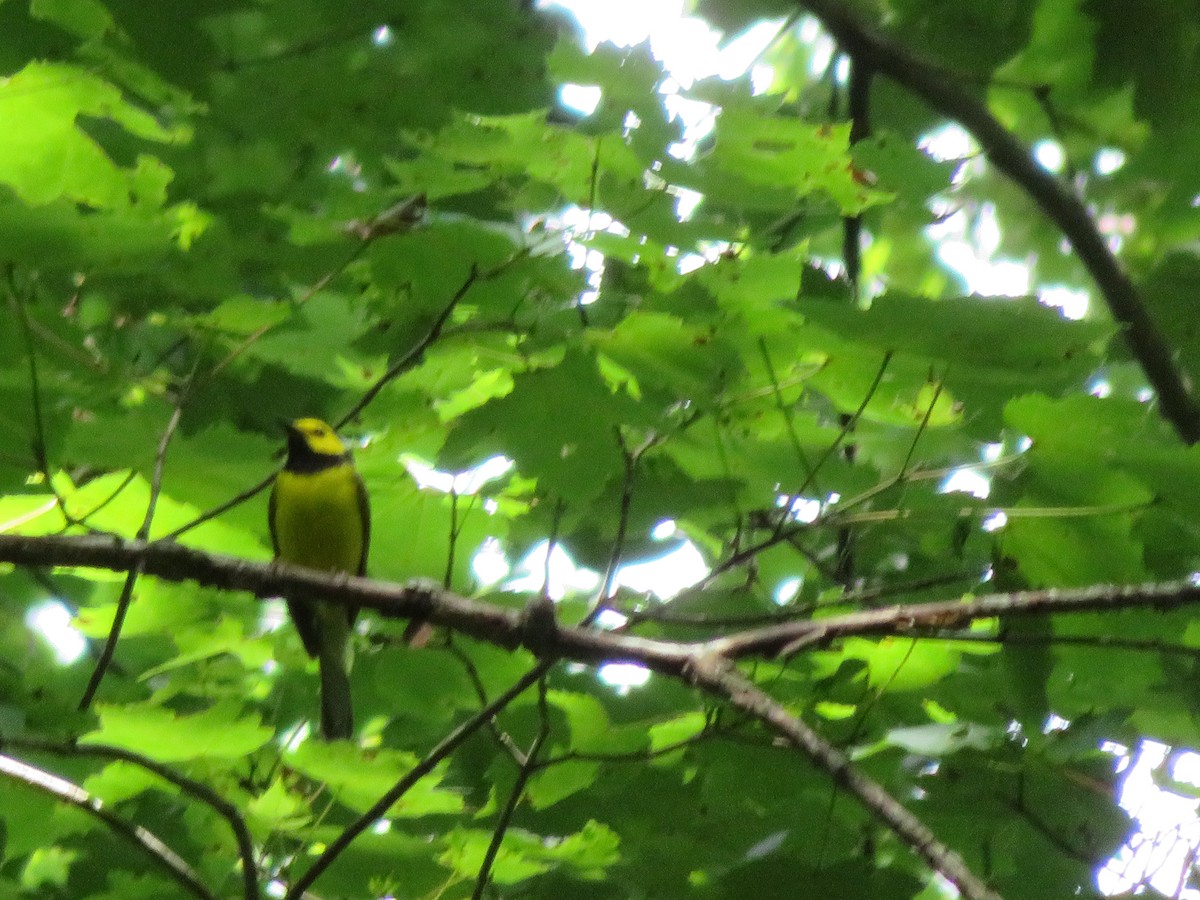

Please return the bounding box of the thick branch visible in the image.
[13,533,1190,896]
[0,532,693,674]
[795,0,1200,444]
[684,654,1002,900]
[4,533,1200,668]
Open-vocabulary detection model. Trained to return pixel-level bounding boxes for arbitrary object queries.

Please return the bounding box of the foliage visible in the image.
[0,0,1198,898]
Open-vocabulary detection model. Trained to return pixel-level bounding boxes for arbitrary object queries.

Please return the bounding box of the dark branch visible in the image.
[284,663,549,899]
[81,398,187,710]
[796,0,1200,443]
[0,751,216,900]
[683,653,1002,900]
[471,678,550,899]
[10,533,1200,897]
[3,735,258,900]
[5,533,1200,670]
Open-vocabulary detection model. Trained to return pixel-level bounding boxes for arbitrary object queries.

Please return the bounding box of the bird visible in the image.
[268,417,369,740]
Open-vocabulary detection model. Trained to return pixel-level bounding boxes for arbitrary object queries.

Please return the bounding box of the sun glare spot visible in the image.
[598,662,651,693]
[940,468,990,500]
[26,601,86,665]
[1033,139,1064,173]
[560,82,602,116]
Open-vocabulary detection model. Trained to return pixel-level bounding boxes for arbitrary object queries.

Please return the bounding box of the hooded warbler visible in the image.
[269,417,369,740]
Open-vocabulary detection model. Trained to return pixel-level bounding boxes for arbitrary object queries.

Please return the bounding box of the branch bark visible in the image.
[0,752,216,900]
[795,0,1200,444]
[4,533,1199,669]
[3,736,258,900]
[284,663,549,899]
[9,532,1200,898]
[684,653,1002,900]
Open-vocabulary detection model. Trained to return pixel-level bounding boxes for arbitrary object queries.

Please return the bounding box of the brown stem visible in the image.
[798,0,1200,443]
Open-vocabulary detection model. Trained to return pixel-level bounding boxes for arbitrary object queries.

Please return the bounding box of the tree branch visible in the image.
[284,663,549,899]
[81,396,188,710]
[4,533,1200,670]
[2,735,258,900]
[0,752,216,900]
[8,533,1200,897]
[471,677,550,900]
[682,653,1002,900]
[795,0,1200,444]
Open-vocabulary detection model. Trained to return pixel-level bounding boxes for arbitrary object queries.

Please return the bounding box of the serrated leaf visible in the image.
[246,777,310,836]
[81,701,272,762]
[286,742,464,817]
[526,759,600,809]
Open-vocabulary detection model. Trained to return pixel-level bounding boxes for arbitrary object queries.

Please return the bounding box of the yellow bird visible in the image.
[269,418,369,740]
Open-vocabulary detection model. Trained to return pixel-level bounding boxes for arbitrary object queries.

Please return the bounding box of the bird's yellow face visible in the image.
[288,418,346,457]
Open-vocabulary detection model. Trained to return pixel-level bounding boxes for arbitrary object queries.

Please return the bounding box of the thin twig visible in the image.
[203,241,371,385]
[927,630,1200,658]
[758,337,817,494]
[283,663,550,899]
[582,428,644,626]
[575,138,603,327]
[72,470,139,527]
[716,351,893,586]
[0,752,217,900]
[3,735,258,900]
[8,274,81,529]
[621,570,977,630]
[445,488,460,590]
[841,52,873,301]
[683,654,1002,900]
[898,374,946,478]
[79,394,188,710]
[339,264,480,426]
[161,472,276,542]
[166,255,513,542]
[342,249,530,427]
[471,678,550,900]
[442,637,526,763]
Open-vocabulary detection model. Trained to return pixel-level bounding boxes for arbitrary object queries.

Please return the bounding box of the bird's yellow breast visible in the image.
[271,465,365,574]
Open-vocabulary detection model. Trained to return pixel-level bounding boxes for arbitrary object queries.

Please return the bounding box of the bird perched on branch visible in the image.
[269,417,369,740]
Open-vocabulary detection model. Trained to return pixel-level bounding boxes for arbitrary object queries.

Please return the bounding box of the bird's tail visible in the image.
[319,659,354,740]
[317,609,354,741]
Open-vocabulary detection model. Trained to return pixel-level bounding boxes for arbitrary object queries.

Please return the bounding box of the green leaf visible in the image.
[21,846,76,892]
[441,349,635,501]
[647,710,708,754]
[31,0,114,39]
[840,637,963,693]
[0,62,183,208]
[81,701,273,762]
[526,759,600,809]
[246,777,311,837]
[286,742,464,817]
[592,311,740,407]
[82,760,173,805]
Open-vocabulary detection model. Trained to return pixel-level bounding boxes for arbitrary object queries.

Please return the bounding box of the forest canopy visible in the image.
[2,0,1200,898]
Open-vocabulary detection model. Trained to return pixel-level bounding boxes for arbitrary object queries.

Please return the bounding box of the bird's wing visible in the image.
[355,470,370,577]
[267,480,281,556]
